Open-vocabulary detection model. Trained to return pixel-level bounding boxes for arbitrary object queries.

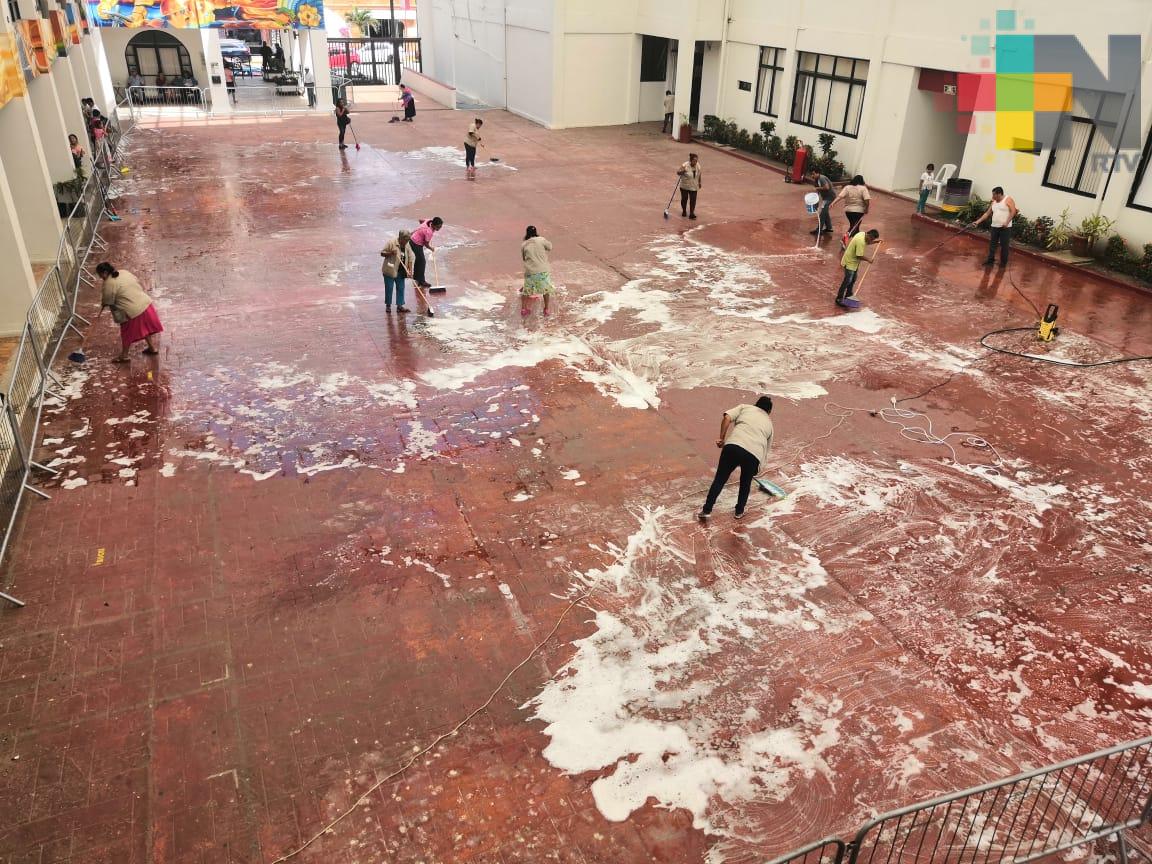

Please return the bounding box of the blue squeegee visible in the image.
[754,477,788,498]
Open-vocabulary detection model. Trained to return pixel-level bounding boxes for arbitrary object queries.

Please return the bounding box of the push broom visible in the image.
[840,241,883,309]
[662,178,681,219]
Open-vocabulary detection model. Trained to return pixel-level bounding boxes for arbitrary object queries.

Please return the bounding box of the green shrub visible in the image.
[702,115,720,140]
[783,135,801,164]
[750,133,764,154]
[953,195,989,226]
[735,128,752,151]
[766,135,783,161]
[1011,214,1032,243]
[760,120,776,138]
[1031,215,1054,248]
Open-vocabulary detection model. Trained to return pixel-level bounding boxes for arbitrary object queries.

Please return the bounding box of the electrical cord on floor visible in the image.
[268,590,593,863]
[979,327,1152,367]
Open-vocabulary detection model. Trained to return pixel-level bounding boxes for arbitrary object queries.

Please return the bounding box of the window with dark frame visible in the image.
[640,35,668,83]
[754,46,783,117]
[7,0,20,22]
[1042,89,1124,198]
[1126,121,1152,212]
[125,31,194,82]
[790,51,869,137]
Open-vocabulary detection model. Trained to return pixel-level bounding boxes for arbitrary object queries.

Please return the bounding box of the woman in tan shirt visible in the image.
[520,225,554,318]
[96,262,164,362]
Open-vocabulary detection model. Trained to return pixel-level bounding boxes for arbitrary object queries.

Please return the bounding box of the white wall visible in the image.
[639,82,665,122]
[892,86,968,192]
[559,33,634,127]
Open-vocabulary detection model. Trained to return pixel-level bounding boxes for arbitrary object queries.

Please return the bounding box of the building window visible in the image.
[640,35,668,83]
[1042,90,1125,198]
[790,52,869,137]
[7,0,20,22]
[125,30,194,82]
[754,46,783,117]
[1127,122,1152,212]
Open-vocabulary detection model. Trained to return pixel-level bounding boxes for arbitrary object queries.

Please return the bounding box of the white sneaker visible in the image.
[697,511,711,521]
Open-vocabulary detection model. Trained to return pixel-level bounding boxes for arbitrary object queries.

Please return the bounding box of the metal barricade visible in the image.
[126,85,211,118]
[0,99,132,597]
[765,736,1152,864]
[767,838,847,864]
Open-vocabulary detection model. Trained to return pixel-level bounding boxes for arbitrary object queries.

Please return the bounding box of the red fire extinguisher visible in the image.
[787,145,809,183]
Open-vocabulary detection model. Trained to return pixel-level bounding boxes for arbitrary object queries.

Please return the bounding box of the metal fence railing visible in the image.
[126,84,211,109]
[0,96,135,602]
[326,37,421,85]
[765,736,1152,864]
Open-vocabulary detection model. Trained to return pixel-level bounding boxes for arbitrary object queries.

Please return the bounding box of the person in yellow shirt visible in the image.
[836,228,880,307]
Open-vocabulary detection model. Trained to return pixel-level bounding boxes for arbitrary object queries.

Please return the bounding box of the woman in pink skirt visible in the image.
[96,262,164,362]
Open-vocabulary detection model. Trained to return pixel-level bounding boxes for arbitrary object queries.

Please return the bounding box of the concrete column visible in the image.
[27,75,76,183]
[0,164,39,335]
[671,38,694,139]
[305,29,332,109]
[0,98,63,261]
[76,38,102,104]
[55,54,89,144]
[198,30,231,114]
[88,29,117,109]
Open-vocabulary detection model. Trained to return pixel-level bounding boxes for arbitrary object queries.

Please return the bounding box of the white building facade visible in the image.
[418,0,1152,246]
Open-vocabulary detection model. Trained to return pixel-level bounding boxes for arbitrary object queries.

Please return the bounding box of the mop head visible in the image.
[119,167,130,175]
[489,156,500,162]
[390,116,400,122]
[754,477,787,498]
[68,349,86,364]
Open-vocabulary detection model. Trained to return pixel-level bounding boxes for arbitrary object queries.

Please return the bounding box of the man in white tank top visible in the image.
[971,186,1018,267]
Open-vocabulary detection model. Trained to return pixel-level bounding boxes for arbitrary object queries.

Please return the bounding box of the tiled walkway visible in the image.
[1,108,1150,863]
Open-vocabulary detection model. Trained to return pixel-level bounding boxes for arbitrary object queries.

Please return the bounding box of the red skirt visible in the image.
[120,303,164,348]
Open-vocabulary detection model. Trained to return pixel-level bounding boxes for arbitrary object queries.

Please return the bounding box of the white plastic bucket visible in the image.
[804,191,820,214]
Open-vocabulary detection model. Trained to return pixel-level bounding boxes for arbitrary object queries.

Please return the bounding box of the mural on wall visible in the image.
[65,6,83,46]
[0,33,29,111]
[87,0,324,29]
[17,20,53,74]
[50,11,70,56]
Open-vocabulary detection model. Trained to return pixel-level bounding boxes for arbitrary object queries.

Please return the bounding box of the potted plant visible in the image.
[52,167,87,218]
[1046,208,1074,252]
[345,7,373,37]
[1078,214,1116,257]
[677,113,693,144]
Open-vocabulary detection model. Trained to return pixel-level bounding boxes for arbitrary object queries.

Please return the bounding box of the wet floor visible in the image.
[1,107,1151,863]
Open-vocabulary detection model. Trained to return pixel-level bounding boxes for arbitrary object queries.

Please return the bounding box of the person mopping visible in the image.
[520,225,554,318]
[677,153,702,219]
[464,118,484,180]
[835,228,880,308]
[411,216,444,293]
[698,396,775,521]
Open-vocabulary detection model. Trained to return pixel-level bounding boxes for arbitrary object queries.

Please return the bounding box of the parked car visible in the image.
[219,38,251,60]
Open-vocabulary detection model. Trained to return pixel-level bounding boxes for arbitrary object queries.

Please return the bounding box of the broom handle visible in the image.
[432,251,441,288]
[852,241,883,298]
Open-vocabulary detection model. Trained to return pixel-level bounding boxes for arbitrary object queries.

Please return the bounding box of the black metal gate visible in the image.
[326,38,421,86]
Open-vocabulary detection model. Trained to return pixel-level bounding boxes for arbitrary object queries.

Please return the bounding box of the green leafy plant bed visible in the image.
[699,115,846,179]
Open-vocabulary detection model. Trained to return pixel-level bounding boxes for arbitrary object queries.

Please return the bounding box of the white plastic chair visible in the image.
[932,164,957,202]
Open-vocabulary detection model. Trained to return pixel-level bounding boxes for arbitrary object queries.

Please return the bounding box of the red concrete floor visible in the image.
[1,105,1151,864]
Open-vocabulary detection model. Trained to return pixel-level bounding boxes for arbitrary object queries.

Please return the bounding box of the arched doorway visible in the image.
[125,31,193,82]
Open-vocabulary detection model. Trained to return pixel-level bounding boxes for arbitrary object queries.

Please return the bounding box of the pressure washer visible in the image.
[1037,303,1060,343]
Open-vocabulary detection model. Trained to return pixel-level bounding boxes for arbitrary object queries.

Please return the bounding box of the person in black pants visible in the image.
[970,186,1018,267]
[334,99,351,149]
[699,396,775,520]
[677,153,702,219]
[806,169,835,234]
